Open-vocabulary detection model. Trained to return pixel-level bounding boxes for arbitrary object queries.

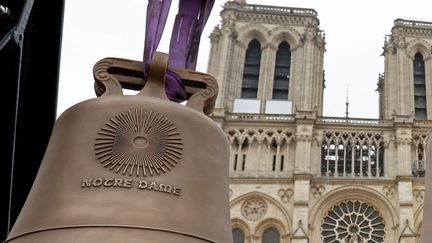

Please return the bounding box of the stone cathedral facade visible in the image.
[208,1,432,243]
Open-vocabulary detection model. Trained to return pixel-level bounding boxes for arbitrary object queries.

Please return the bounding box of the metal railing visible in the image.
[412,160,426,177]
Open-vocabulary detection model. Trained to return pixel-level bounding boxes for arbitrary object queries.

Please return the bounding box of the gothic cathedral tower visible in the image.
[208,1,325,117]
[381,19,432,121]
[209,2,430,243]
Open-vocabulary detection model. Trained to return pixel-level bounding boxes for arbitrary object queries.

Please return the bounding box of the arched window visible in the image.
[232,228,245,243]
[273,41,291,100]
[414,52,427,120]
[241,39,261,99]
[262,227,280,243]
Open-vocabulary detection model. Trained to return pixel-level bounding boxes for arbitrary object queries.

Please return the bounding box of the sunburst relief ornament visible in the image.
[94,109,183,177]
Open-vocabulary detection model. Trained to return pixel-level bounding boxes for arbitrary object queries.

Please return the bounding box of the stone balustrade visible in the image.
[317,117,393,126]
[226,113,295,122]
[394,18,432,28]
[224,1,317,17]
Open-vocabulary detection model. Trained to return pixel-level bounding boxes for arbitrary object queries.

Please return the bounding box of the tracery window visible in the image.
[321,200,385,243]
[321,131,384,177]
[272,41,291,100]
[230,136,248,171]
[232,228,245,243]
[226,128,294,174]
[414,52,427,120]
[241,39,261,99]
[262,227,280,243]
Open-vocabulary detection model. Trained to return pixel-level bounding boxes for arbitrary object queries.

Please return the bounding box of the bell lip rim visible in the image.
[6,223,217,243]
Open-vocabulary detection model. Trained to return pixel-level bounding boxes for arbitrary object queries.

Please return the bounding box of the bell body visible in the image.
[6,95,232,243]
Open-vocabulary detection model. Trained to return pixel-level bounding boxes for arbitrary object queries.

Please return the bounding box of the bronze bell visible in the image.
[5,52,232,243]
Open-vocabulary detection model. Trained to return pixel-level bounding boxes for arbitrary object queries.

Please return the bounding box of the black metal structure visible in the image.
[0,0,64,240]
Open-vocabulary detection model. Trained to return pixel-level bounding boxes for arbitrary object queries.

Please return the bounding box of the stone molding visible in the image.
[278,188,294,203]
[226,128,296,146]
[312,177,396,185]
[382,185,397,199]
[310,185,326,199]
[406,38,432,61]
[393,26,432,38]
[237,23,269,44]
[322,130,385,146]
[414,203,424,234]
[235,12,318,27]
[413,189,425,202]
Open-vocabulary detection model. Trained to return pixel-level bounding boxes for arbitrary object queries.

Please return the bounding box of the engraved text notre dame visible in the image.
[81,177,181,196]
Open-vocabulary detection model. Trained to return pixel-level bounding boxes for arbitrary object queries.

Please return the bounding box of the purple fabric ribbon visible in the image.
[143,0,215,102]
[143,0,171,71]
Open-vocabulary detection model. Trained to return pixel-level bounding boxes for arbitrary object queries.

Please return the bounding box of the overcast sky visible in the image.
[58,0,432,118]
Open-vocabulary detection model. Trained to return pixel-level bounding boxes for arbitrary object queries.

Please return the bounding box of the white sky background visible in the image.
[58,0,432,118]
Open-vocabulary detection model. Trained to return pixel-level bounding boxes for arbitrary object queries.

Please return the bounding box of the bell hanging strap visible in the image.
[168,0,215,70]
[143,0,171,72]
[143,0,215,102]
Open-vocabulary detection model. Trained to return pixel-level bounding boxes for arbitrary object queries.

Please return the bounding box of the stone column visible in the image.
[214,25,235,110]
[397,41,410,116]
[227,42,246,112]
[289,45,303,113]
[395,122,416,243]
[207,27,221,79]
[294,113,315,173]
[383,45,398,119]
[258,44,272,113]
[395,123,413,176]
[299,29,315,111]
[291,113,315,243]
[398,176,417,243]
[291,174,311,243]
[264,44,277,102]
[314,42,325,116]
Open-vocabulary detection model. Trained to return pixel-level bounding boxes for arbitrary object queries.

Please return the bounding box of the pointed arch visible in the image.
[232,218,251,243]
[413,52,427,120]
[230,191,292,233]
[407,39,432,61]
[272,41,291,100]
[309,185,398,243]
[241,39,261,98]
[260,225,281,243]
[237,24,269,46]
[232,228,245,243]
[269,26,301,49]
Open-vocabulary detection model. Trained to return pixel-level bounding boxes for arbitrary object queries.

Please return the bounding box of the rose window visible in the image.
[241,198,267,221]
[321,200,385,242]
